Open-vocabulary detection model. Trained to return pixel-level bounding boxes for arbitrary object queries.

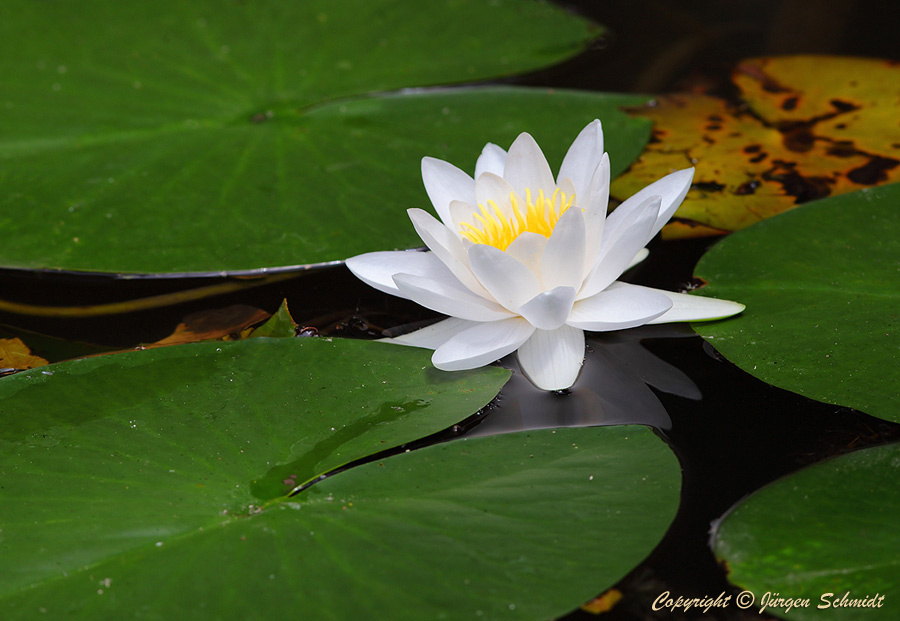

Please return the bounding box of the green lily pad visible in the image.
[0,0,650,273]
[0,337,508,597]
[692,183,900,422]
[0,416,678,619]
[715,443,900,620]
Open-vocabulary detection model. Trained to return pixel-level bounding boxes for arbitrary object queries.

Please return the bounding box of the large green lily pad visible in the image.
[715,443,900,620]
[0,0,650,273]
[0,338,679,619]
[692,183,900,422]
[0,337,508,595]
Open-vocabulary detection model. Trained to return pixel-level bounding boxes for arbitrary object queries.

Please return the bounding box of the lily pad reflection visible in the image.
[468,325,701,437]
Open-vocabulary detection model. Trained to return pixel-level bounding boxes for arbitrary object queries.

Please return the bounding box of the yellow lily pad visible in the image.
[611,56,900,238]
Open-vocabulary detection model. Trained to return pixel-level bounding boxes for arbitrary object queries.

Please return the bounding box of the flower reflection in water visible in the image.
[465,325,701,438]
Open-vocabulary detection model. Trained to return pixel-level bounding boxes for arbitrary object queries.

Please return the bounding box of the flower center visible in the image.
[458,188,575,251]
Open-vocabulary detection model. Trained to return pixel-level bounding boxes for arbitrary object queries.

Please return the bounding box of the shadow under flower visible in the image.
[467,324,701,438]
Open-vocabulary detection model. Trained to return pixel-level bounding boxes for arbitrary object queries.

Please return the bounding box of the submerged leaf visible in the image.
[249,299,297,339]
[612,56,900,237]
[582,589,624,614]
[0,337,48,371]
[150,305,270,347]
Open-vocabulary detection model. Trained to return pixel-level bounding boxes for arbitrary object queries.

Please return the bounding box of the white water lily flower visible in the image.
[346,120,744,391]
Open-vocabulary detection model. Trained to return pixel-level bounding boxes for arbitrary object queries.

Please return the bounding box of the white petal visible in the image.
[407,208,490,298]
[646,291,745,324]
[433,317,534,371]
[627,247,650,269]
[578,195,660,300]
[505,232,547,280]
[516,325,585,391]
[541,206,586,291]
[421,157,475,227]
[393,273,513,322]
[518,286,577,330]
[475,172,516,220]
[449,200,477,235]
[568,282,673,331]
[346,250,449,298]
[582,153,611,269]
[558,120,604,199]
[557,176,577,200]
[503,132,556,197]
[475,143,507,179]
[389,317,474,350]
[468,244,541,312]
[606,167,694,243]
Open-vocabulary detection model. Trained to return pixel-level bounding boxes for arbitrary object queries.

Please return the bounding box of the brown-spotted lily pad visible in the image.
[611,56,900,238]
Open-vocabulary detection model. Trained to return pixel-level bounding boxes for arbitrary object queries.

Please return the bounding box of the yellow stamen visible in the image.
[459,188,576,251]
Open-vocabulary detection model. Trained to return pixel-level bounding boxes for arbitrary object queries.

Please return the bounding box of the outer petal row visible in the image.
[432,317,535,371]
[389,317,475,349]
[516,325,585,391]
[568,282,673,331]
[393,273,512,322]
[647,290,746,324]
[345,250,451,298]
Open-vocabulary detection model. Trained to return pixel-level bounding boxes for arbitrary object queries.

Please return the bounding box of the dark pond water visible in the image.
[2,1,899,619]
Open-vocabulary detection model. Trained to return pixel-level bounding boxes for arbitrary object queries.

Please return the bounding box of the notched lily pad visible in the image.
[611,55,900,238]
[692,182,900,423]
